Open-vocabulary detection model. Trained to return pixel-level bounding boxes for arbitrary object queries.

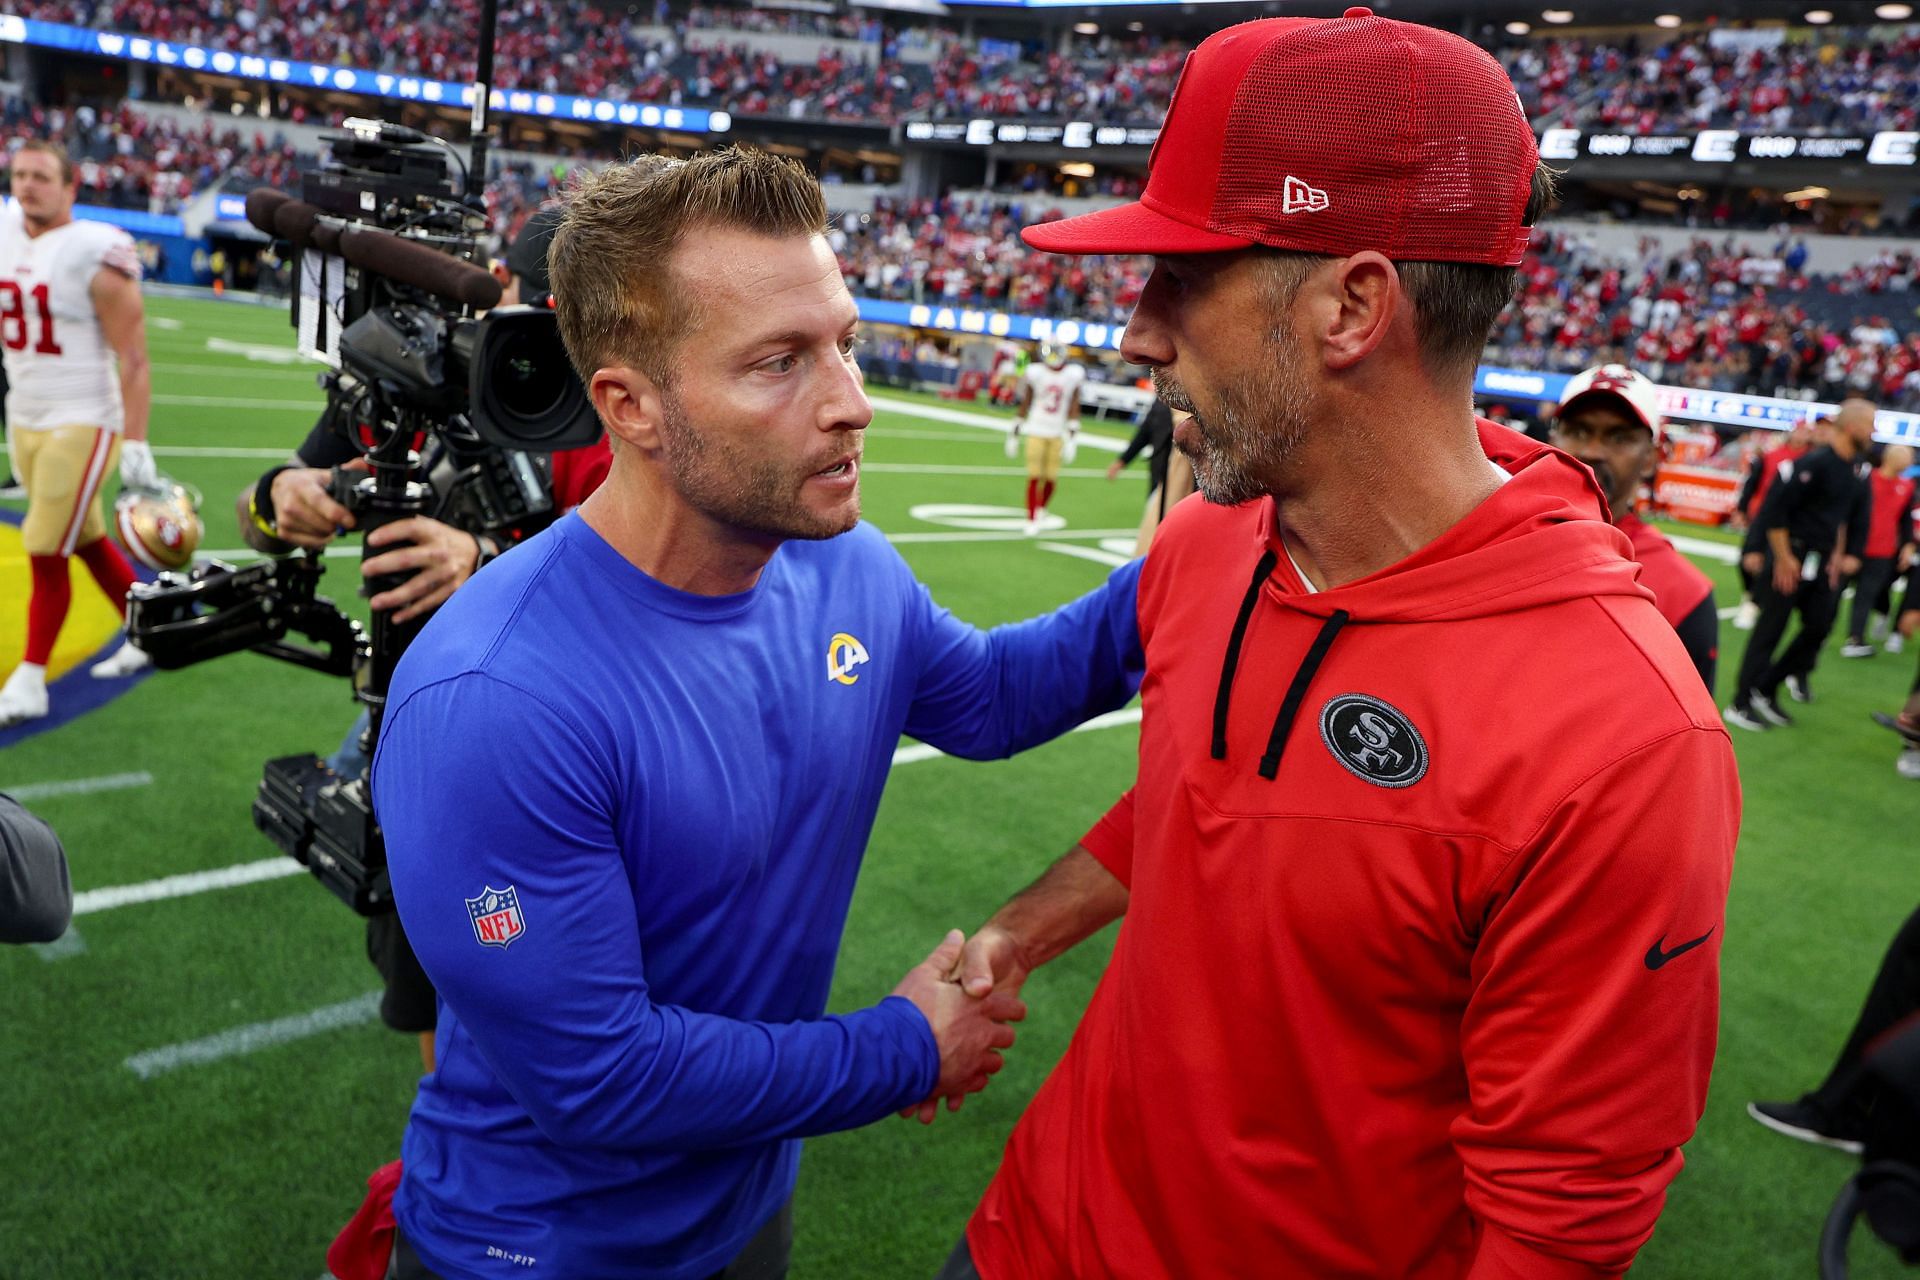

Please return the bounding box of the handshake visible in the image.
[891,925,1032,1126]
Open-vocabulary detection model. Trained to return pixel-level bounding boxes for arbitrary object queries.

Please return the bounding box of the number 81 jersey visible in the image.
[0,201,142,433]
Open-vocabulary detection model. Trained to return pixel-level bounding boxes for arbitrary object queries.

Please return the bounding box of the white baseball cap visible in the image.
[1556,364,1664,444]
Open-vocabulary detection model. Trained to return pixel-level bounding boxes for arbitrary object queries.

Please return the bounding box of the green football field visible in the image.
[2,295,1918,1278]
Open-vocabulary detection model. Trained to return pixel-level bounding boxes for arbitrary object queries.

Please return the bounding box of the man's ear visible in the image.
[590,366,667,454]
[1320,251,1400,373]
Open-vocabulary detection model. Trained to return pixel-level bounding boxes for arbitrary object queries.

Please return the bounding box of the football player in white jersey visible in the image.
[1006,341,1085,533]
[0,140,155,728]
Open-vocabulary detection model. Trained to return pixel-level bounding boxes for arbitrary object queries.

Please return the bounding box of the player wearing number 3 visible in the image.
[0,140,154,728]
[1006,342,1086,535]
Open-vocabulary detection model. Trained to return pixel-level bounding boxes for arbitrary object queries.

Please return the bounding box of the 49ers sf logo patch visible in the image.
[1319,694,1428,789]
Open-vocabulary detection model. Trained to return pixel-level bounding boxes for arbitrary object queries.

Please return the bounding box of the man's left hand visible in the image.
[362,517,482,624]
[119,439,158,490]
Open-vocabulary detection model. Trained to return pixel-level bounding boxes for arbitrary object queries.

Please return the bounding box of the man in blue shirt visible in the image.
[364,150,1143,1280]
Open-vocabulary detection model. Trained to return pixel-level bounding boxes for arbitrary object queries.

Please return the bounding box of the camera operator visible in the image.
[229,205,604,1070]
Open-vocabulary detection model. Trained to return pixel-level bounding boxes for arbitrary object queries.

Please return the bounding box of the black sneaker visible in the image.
[1746,1099,1865,1154]
[1785,674,1813,704]
[1753,692,1795,728]
[1723,701,1769,733]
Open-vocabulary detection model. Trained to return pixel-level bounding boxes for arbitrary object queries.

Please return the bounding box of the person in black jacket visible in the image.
[1725,398,1877,731]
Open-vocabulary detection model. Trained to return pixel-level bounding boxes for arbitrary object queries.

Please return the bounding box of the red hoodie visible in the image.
[968,422,1740,1280]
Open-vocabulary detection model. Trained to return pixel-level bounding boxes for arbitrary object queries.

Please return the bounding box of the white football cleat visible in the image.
[91,640,152,679]
[1732,600,1759,631]
[1900,749,1920,781]
[0,664,49,727]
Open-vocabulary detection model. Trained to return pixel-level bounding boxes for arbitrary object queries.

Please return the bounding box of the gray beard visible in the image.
[1152,331,1317,506]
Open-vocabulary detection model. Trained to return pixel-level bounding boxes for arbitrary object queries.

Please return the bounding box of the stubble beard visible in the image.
[657,391,861,543]
[1152,324,1317,507]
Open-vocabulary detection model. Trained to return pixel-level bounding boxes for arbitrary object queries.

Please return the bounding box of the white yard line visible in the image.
[868,393,1129,451]
[72,858,306,918]
[1667,533,1741,565]
[124,992,383,1080]
[4,771,154,802]
[1038,541,1134,569]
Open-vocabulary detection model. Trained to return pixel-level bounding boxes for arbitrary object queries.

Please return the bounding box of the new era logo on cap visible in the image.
[1282,176,1328,215]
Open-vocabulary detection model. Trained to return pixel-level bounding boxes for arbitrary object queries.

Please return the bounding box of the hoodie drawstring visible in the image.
[1212,549,1278,760]
[1258,609,1349,780]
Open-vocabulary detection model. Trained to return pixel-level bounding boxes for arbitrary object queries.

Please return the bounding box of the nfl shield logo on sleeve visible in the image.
[466,885,526,949]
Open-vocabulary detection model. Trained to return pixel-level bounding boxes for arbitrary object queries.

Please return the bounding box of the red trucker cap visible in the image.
[1022,8,1540,267]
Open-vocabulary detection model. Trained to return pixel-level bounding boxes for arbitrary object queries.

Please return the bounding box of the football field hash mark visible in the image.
[4,771,154,802]
[123,992,384,1080]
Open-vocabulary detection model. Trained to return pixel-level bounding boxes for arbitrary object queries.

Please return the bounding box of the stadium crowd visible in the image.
[1507,29,1920,137]
[20,0,1920,133]
[1489,229,1920,408]
[0,95,301,213]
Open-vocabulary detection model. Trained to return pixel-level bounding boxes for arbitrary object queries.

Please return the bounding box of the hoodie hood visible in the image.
[1207,419,1652,781]
[1253,419,1650,622]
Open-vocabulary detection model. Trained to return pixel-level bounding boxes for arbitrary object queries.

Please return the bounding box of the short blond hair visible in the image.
[550,148,828,388]
[13,139,74,185]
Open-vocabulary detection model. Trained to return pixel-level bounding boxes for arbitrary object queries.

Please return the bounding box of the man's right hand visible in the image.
[271,466,357,547]
[1772,554,1802,597]
[1106,460,1124,481]
[1740,551,1764,577]
[892,930,1025,1120]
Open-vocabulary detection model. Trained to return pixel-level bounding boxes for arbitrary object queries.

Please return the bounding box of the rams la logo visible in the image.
[466,885,526,949]
[827,632,870,685]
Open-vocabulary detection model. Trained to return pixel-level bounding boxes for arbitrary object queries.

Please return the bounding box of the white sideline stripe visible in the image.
[5,771,154,801]
[1039,541,1134,569]
[124,992,383,1080]
[72,857,305,917]
[150,362,316,379]
[1668,533,1741,565]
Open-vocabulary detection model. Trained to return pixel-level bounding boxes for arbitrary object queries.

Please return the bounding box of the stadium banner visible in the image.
[0,15,730,134]
[1653,464,1742,526]
[1537,126,1917,166]
[1473,363,1920,444]
[905,120,1162,149]
[853,296,1128,350]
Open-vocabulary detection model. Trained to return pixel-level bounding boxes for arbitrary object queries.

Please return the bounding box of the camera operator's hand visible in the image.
[272,465,359,547]
[362,517,482,624]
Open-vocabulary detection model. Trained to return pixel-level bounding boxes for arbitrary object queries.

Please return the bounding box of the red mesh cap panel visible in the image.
[1211,16,1536,266]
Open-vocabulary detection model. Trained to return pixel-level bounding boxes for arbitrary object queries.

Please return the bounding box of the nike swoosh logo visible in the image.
[1645,928,1716,970]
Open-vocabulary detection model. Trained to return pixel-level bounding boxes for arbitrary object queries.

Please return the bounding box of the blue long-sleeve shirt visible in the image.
[372,513,1142,1280]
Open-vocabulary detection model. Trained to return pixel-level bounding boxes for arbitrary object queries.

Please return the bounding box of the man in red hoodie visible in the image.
[1549,363,1718,691]
[927,11,1741,1280]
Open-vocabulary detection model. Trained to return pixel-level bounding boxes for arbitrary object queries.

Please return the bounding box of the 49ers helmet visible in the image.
[116,478,203,571]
